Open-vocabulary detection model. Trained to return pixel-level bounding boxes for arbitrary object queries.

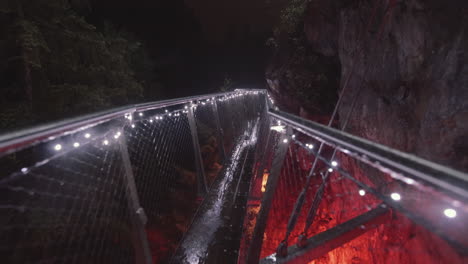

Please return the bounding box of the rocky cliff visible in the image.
[264,0,468,263]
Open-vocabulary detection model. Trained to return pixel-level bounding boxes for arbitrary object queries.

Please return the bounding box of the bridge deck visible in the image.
[171,131,258,263]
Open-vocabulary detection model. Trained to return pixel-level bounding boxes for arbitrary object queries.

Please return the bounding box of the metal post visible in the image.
[253,117,272,188]
[260,205,390,264]
[187,105,208,196]
[246,127,292,264]
[118,136,153,264]
[212,100,227,162]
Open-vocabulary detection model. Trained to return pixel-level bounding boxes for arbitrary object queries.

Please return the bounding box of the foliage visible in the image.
[278,0,310,35]
[266,0,310,50]
[0,0,158,131]
[219,76,233,92]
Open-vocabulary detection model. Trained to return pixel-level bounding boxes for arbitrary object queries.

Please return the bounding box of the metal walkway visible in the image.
[0,89,467,264]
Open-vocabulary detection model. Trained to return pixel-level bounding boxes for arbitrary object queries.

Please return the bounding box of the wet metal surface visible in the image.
[171,121,260,264]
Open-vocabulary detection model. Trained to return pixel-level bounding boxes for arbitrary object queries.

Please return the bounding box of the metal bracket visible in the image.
[246,126,292,264]
[187,105,209,196]
[212,100,227,162]
[118,135,153,264]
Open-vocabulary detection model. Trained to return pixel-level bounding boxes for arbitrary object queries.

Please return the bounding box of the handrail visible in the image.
[0,89,263,155]
[268,108,468,202]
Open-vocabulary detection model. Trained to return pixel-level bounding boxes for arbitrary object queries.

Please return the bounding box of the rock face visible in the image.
[264,0,468,263]
[268,0,468,171]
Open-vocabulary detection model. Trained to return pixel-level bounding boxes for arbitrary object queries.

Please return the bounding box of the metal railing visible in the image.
[242,104,468,264]
[0,89,266,264]
[0,88,467,264]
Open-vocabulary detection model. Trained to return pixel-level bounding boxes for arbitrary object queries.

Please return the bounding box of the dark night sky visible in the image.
[88,0,288,98]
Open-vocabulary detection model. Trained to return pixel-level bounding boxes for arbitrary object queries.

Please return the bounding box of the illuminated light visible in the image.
[84,133,91,139]
[165,109,168,113]
[404,178,415,185]
[54,144,62,151]
[202,102,206,105]
[149,119,153,123]
[270,125,285,133]
[283,139,288,143]
[139,113,143,117]
[342,149,350,154]
[331,161,338,167]
[73,142,80,148]
[103,140,109,146]
[359,190,366,196]
[328,168,333,173]
[131,124,135,128]
[277,121,281,125]
[292,134,296,139]
[444,208,457,218]
[391,193,401,201]
[114,133,121,139]
[169,113,172,116]
[21,168,28,174]
[307,144,314,149]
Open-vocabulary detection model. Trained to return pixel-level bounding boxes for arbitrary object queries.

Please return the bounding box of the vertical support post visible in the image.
[246,126,292,264]
[253,117,272,185]
[212,100,227,162]
[118,136,153,264]
[188,105,208,196]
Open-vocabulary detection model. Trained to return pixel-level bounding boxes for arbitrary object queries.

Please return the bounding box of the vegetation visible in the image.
[0,0,159,131]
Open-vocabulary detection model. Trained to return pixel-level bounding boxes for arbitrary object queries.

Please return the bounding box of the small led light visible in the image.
[391,193,401,201]
[165,109,168,113]
[359,190,366,196]
[328,168,333,173]
[149,119,153,123]
[103,140,109,146]
[21,168,28,174]
[308,144,314,149]
[404,178,415,185]
[292,135,296,139]
[331,161,338,167]
[270,125,285,133]
[444,208,457,218]
[84,133,91,139]
[131,124,135,128]
[139,113,143,117]
[73,142,80,148]
[169,113,172,116]
[54,144,62,151]
[185,106,188,109]
[283,139,288,143]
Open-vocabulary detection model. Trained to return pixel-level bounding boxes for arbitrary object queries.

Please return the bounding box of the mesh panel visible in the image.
[124,111,199,263]
[193,102,223,186]
[0,132,135,264]
[0,90,268,264]
[256,123,468,264]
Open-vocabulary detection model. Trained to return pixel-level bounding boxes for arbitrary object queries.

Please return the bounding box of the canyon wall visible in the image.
[264,0,468,263]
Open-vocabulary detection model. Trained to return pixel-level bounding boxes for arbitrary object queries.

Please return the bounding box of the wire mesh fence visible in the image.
[252,111,468,264]
[0,90,267,264]
[1,89,466,264]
